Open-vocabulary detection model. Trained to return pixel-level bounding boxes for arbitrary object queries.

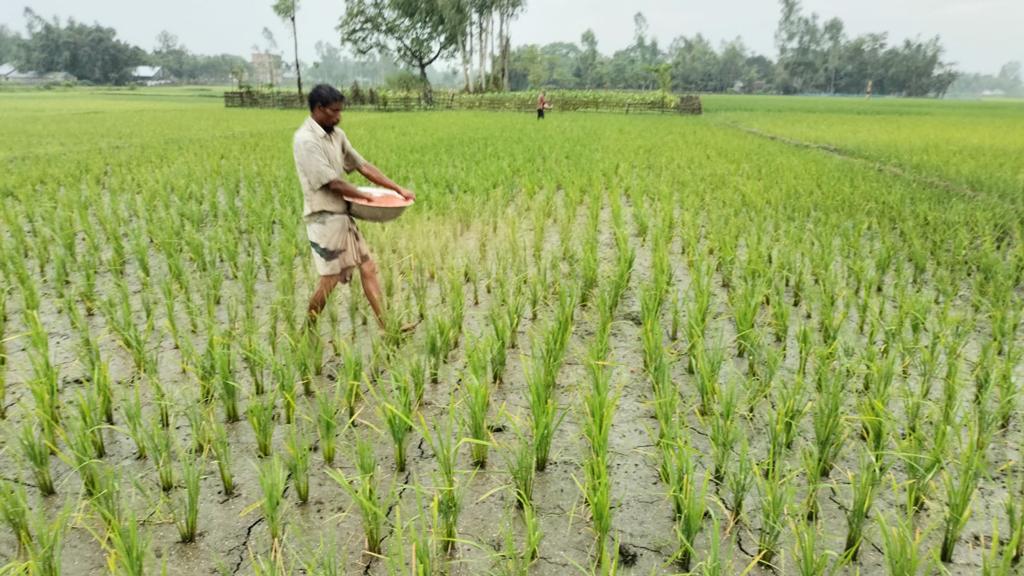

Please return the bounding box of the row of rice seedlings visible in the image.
[580,309,618,565]
[285,423,312,504]
[330,434,388,555]
[525,289,577,472]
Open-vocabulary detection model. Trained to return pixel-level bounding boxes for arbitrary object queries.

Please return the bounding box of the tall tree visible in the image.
[19,9,145,84]
[338,0,463,103]
[0,25,22,64]
[272,0,303,99]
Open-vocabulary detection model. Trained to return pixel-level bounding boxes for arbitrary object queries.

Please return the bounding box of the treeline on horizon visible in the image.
[0,1,1020,99]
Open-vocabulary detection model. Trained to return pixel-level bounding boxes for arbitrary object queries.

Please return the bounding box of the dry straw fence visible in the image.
[223,89,703,115]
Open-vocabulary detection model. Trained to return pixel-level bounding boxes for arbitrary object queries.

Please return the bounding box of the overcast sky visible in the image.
[2,0,1021,75]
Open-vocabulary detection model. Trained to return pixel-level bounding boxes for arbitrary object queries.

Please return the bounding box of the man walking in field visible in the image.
[294,84,415,327]
[537,90,548,119]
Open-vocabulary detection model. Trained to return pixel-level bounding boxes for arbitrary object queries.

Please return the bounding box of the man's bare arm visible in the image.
[357,163,416,200]
[326,179,375,202]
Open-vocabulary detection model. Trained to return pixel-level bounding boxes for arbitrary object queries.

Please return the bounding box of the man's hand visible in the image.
[396,187,416,201]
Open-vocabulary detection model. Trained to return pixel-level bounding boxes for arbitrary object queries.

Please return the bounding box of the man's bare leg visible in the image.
[307,274,341,325]
[359,259,386,329]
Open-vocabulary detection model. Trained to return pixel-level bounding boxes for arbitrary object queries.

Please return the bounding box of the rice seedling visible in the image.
[285,422,312,504]
[25,503,70,576]
[328,434,386,555]
[693,338,725,417]
[668,441,708,572]
[121,387,148,459]
[209,414,234,497]
[708,376,740,486]
[422,410,466,554]
[981,519,1020,576]
[878,508,929,576]
[791,516,831,576]
[843,452,879,561]
[315,384,340,466]
[756,463,791,567]
[461,372,492,468]
[811,366,845,480]
[1006,464,1024,565]
[175,450,202,543]
[339,343,365,422]
[506,427,536,511]
[940,429,984,563]
[73,386,107,459]
[0,478,31,547]
[247,391,277,458]
[148,421,176,492]
[107,509,149,576]
[727,437,755,523]
[18,418,55,496]
[258,455,289,551]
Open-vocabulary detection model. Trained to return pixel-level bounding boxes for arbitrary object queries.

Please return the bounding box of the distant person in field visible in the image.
[537,90,548,119]
[293,83,415,328]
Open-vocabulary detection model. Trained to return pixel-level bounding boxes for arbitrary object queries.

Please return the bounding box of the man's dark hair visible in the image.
[308,84,345,111]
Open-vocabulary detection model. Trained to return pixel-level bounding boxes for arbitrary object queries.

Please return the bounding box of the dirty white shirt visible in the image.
[293,116,366,217]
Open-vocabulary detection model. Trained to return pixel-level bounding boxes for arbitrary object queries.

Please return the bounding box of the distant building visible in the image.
[132,65,172,85]
[251,52,283,86]
[0,63,76,84]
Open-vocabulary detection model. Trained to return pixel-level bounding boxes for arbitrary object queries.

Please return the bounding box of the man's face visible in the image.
[314,102,342,133]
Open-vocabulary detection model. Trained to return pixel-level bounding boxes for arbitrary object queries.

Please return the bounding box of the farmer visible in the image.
[537,90,548,119]
[293,83,415,327]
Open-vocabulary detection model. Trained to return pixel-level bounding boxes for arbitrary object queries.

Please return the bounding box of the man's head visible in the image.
[308,84,345,133]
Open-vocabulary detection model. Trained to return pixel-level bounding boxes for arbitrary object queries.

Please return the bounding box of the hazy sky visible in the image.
[2,0,1021,74]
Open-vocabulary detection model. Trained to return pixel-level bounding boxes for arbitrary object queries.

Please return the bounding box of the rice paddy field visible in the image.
[0,88,1023,575]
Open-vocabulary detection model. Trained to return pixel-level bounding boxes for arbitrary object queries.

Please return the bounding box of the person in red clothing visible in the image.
[537,90,548,119]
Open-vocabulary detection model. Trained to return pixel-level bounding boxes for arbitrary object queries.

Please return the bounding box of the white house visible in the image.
[132,65,171,85]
